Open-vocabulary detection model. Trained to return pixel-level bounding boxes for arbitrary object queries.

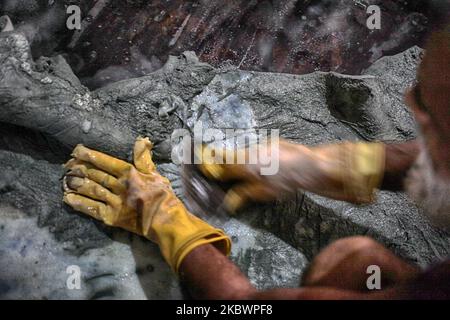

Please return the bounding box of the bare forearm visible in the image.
[179,244,256,300]
[178,244,372,300]
[381,140,420,191]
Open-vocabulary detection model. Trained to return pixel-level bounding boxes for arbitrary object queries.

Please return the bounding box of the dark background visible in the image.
[1,0,448,89]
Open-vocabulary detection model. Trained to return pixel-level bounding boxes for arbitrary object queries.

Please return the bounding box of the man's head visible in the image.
[405,24,450,177]
[404,24,450,230]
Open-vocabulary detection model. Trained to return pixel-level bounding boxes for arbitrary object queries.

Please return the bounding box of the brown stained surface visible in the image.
[3,0,444,88]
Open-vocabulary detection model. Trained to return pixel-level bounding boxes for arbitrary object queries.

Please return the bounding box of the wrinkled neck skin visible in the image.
[405,139,450,231]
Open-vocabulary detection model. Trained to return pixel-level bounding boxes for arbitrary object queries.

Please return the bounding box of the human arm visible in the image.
[198,139,420,212]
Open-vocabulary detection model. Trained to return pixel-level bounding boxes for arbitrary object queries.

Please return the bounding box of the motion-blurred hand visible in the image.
[198,139,385,213]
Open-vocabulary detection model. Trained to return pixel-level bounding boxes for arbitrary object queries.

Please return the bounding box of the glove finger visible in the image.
[63,192,116,226]
[198,145,253,181]
[133,137,156,174]
[223,182,276,213]
[63,158,84,169]
[71,144,132,177]
[64,176,122,209]
[65,159,125,194]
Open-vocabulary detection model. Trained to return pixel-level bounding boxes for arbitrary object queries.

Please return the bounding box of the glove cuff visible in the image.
[149,205,232,274]
[173,229,231,274]
[308,142,386,204]
[340,142,386,203]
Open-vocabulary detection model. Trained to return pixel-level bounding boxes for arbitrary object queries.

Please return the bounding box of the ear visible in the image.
[412,105,433,131]
[404,88,433,135]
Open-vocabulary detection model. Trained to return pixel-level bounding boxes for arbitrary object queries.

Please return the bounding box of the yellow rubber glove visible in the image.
[198,139,385,212]
[63,137,231,273]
